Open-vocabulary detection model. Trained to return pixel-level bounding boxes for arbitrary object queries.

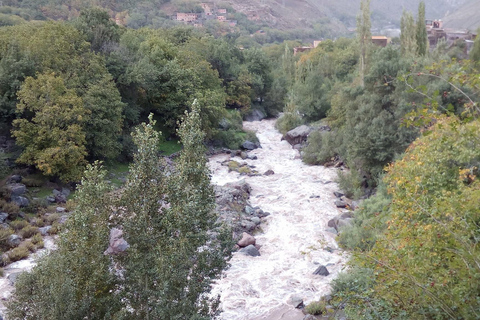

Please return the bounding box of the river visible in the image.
[208,119,348,319]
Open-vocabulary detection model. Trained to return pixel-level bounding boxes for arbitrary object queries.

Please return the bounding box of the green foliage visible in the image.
[275,99,303,134]
[471,28,480,62]
[18,225,39,239]
[336,168,364,200]
[7,246,29,262]
[13,73,87,182]
[7,163,120,319]
[400,10,417,56]
[416,2,428,56]
[305,300,327,315]
[302,131,340,165]
[357,0,371,87]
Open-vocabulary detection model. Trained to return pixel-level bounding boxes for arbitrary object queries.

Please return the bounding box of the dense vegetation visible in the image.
[1,0,480,318]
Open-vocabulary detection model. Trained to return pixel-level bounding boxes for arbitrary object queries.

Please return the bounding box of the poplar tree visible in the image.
[416,1,428,56]
[357,0,371,87]
[400,10,417,56]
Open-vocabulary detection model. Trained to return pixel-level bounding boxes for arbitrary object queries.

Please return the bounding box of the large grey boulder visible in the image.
[39,226,52,236]
[313,265,330,276]
[241,140,259,150]
[9,175,22,184]
[6,183,26,197]
[282,125,313,146]
[7,234,22,248]
[244,109,266,122]
[104,228,129,255]
[239,244,260,257]
[11,196,29,207]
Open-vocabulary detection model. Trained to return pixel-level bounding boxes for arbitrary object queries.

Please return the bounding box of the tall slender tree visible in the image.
[400,10,417,56]
[416,1,428,56]
[357,0,371,87]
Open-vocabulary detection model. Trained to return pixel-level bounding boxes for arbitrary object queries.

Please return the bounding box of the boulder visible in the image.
[333,191,344,198]
[61,187,71,197]
[237,232,256,247]
[240,220,256,232]
[46,196,55,203]
[288,294,304,309]
[7,234,22,248]
[250,216,261,225]
[263,169,275,176]
[241,140,258,150]
[244,109,266,122]
[9,175,22,183]
[313,265,330,276]
[39,226,52,236]
[11,196,29,207]
[282,125,313,146]
[104,228,130,255]
[245,205,255,215]
[256,209,270,218]
[55,193,67,204]
[6,183,26,197]
[239,244,260,257]
[0,212,8,223]
[56,207,66,213]
[247,154,258,160]
[334,200,347,208]
[240,152,248,160]
[7,272,22,286]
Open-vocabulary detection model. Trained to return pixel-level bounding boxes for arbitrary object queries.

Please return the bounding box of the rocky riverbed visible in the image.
[209,119,348,320]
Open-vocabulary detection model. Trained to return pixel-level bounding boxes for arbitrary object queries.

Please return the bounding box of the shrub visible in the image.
[22,177,43,187]
[0,267,4,277]
[0,227,13,251]
[305,300,326,315]
[31,233,43,245]
[25,198,48,214]
[336,169,363,199]
[9,220,28,231]
[19,225,39,238]
[49,222,61,235]
[7,246,29,262]
[0,200,20,216]
[20,240,36,252]
[275,111,302,134]
[45,213,60,225]
[303,131,339,165]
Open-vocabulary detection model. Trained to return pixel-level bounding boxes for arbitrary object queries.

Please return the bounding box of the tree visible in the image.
[470,28,480,62]
[357,0,371,87]
[12,73,87,182]
[116,109,230,319]
[7,163,120,319]
[400,10,417,56]
[416,1,428,56]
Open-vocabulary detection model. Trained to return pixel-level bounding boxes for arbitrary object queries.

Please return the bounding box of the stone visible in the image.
[325,227,338,234]
[52,189,61,196]
[239,244,260,257]
[282,125,313,146]
[58,215,69,224]
[351,200,363,210]
[245,205,254,215]
[337,218,353,230]
[247,155,258,160]
[9,175,22,183]
[6,183,26,197]
[240,152,248,160]
[7,234,22,248]
[0,212,8,223]
[241,140,258,150]
[240,220,256,232]
[309,195,320,199]
[333,191,344,198]
[256,210,270,218]
[61,187,71,197]
[334,200,347,208]
[56,207,66,213]
[244,109,266,122]
[46,196,55,203]
[11,196,29,207]
[7,272,22,286]
[303,315,317,320]
[237,232,256,247]
[55,193,67,204]
[288,294,304,309]
[39,226,52,236]
[250,216,261,225]
[313,265,330,276]
[104,228,130,255]
[293,144,302,150]
[263,169,274,176]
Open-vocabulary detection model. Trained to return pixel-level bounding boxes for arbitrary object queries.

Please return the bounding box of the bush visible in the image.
[9,220,28,231]
[275,112,302,134]
[303,131,339,165]
[25,198,48,214]
[305,300,326,315]
[7,246,29,262]
[336,169,363,199]
[0,227,13,251]
[22,177,43,187]
[45,213,60,225]
[0,199,20,216]
[49,222,61,235]
[19,225,39,238]
[31,233,43,245]
[20,240,36,252]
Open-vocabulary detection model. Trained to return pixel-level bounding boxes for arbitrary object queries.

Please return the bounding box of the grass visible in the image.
[158,138,182,156]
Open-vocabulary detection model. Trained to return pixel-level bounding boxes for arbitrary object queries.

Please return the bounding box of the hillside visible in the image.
[442,0,480,30]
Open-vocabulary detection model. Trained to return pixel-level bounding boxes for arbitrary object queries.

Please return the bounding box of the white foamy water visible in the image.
[209,119,348,320]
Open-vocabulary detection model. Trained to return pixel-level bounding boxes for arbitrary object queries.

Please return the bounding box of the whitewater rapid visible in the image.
[209,119,348,319]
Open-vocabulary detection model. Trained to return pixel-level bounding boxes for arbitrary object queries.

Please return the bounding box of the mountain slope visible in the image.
[442,0,480,30]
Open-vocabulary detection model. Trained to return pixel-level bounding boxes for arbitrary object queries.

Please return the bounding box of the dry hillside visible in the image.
[443,0,480,30]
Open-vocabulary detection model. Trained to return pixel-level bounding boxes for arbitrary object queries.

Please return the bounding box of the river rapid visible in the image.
[209,119,348,319]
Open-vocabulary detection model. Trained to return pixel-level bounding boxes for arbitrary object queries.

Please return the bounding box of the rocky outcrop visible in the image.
[282,125,313,146]
[104,228,129,255]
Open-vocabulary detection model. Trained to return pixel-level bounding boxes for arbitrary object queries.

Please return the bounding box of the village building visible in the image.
[371,36,389,47]
[175,12,200,22]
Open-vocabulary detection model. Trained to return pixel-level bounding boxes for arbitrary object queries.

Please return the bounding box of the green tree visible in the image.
[7,163,120,319]
[470,28,480,62]
[116,109,230,319]
[357,0,371,87]
[12,73,87,182]
[416,1,428,56]
[400,10,417,56]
